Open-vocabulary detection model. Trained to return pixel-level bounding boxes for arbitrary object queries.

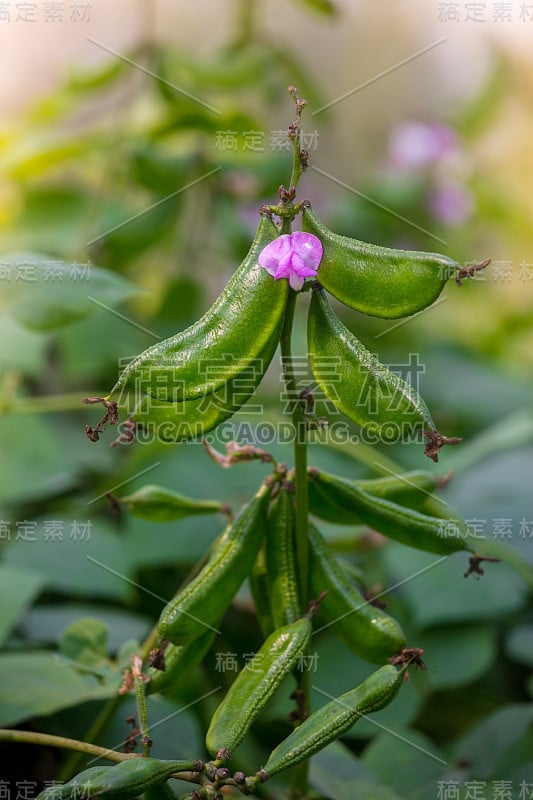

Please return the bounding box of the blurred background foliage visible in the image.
[0,0,532,797]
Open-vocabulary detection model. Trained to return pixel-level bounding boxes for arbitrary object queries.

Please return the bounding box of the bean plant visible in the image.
[5,88,496,800]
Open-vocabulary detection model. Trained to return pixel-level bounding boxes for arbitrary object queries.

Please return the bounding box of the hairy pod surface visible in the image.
[310,469,471,555]
[250,547,275,638]
[302,206,457,318]
[128,365,259,443]
[206,617,312,756]
[307,288,437,439]
[266,488,301,628]
[263,664,404,776]
[109,214,288,402]
[36,767,110,800]
[86,758,196,798]
[308,522,405,662]
[158,481,272,645]
[307,468,442,525]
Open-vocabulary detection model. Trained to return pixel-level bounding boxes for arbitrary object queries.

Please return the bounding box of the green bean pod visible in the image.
[158,481,272,645]
[263,664,405,776]
[206,616,313,756]
[120,485,224,522]
[308,522,405,662]
[310,469,471,555]
[109,214,288,402]
[308,288,437,439]
[147,629,216,696]
[36,767,110,800]
[128,364,260,443]
[266,487,301,628]
[302,206,457,319]
[308,467,442,525]
[249,547,275,638]
[83,758,198,798]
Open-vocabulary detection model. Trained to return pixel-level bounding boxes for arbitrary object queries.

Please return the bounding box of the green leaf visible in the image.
[414,624,495,689]
[0,252,140,331]
[0,314,49,375]
[123,513,223,569]
[452,704,533,780]
[0,414,76,505]
[382,544,528,628]
[309,742,404,800]
[4,518,134,600]
[362,727,447,798]
[120,484,224,522]
[505,625,533,667]
[0,651,119,727]
[0,564,44,646]
[59,618,109,668]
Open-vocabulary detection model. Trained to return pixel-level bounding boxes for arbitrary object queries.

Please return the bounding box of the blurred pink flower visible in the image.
[389,122,458,170]
[259,231,323,291]
[429,183,473,225]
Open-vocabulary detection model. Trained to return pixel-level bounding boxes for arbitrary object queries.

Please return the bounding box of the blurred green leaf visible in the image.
[309,741,404,800]
[413,625,495,689]
[505,625,533,668]
[88,198,178,267]
[0,414,78,504]
[4,518,134,600]
[452,705,533,780]
[444,446,533,569]
[0,651,118,726]
[450,411,533,475]
[0,252,141,331]
[0,314,49,375]
[382,544,528,628]
[2,185,91,254]
[0,564,44,646]
[59,618,109,668]
[123,513,222,569]
[362,727,447,799]
[131,147,196,195]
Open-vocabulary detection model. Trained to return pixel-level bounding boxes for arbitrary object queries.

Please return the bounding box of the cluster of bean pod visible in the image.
[140,466,468,791]
[84,203,479,456]
[76,203,489,796]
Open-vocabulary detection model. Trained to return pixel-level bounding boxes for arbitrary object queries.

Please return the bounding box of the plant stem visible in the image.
[276,86,312,800]
[0,729,133,764]
[279,288,310,800]
[0,393,102,416]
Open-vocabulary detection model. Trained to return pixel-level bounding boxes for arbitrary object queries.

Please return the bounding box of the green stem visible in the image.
[276,87,311,800]
[134,666,152,757]
[288,86,307,191]
[0,393,102,416]
[0,729,133,764]
[280,289,310,800]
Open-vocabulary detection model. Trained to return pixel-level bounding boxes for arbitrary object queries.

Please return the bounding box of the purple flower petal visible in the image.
[289,272,305,291]
[258,234,291,275]
[290,231,323,270]
[258,230,322,291]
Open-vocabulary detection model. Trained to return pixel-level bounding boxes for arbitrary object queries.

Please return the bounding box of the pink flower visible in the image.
[388,122,458,170]
[258,231,323,291]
